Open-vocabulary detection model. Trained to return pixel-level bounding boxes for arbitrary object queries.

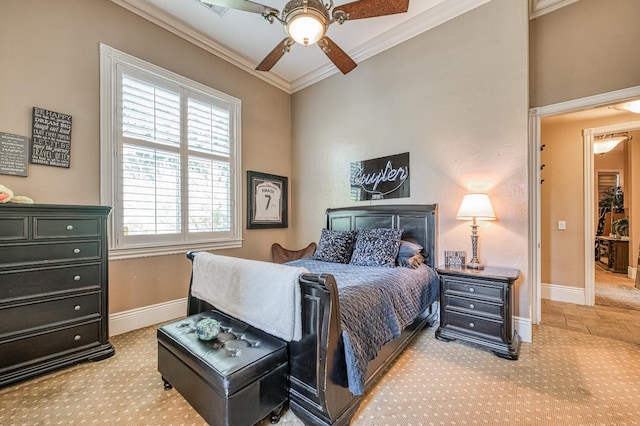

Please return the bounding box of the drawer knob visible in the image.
[74,305,81,311]
[74,335,82,341]
[469,322,475,328]
[469,303,475,309]
[73,248,81,254]
[469,287,475,293]
[74,275,81,281]
[66,225,74,231]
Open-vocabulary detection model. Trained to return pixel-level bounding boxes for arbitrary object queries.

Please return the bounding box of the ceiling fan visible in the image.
[199,0,410,74]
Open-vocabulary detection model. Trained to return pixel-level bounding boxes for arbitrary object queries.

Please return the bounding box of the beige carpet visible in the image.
[1,322,640,425]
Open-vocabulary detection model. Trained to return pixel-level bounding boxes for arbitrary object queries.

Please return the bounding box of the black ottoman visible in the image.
[157,310,288,426]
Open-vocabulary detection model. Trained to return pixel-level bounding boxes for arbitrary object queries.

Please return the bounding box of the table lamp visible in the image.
[456,193,496,269]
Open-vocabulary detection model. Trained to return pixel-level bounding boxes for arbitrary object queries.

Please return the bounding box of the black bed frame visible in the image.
[186,204,439,425]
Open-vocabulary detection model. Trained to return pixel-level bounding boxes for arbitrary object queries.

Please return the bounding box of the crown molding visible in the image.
[529,0,581,19]
[112,0,491,94]
[110,0,293,93]
[290,0,491,92]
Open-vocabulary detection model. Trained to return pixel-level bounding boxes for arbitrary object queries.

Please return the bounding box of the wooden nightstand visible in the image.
[435,265,520,360]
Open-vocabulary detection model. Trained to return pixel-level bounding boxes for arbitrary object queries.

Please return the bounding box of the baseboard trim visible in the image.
[514,316,532,343]
[541,282,585,305]
[109,298,187,336]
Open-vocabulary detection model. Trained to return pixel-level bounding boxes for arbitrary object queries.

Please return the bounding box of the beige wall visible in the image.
[291,0,530,317]
[631,134,640,268]
[530,0,640,107]
[540,115,639,287]
[0,0,293,313]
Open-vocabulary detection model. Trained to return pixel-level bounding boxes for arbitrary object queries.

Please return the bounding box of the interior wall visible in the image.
[540,114,639,287]
[529,0,640,107]
[629,130,640,269]
[291,0,530,318]
[0,0,293,313]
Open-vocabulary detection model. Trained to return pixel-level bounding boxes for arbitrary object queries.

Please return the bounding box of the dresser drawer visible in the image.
[0,241,101,267]
[0,321,101,371]
[443,311,504,342]
[34,217,101,239]
[442,277,504,301]
[0,216,28,241]
[0,263,101,301]
[444,294,503,319]
[0,293,100,337]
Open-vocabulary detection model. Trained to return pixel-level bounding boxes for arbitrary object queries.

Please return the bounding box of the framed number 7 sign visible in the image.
[247,171,288,229]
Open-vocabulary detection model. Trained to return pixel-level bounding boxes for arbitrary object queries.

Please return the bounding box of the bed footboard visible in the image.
[185,252,436,426]
[287,273,358,426]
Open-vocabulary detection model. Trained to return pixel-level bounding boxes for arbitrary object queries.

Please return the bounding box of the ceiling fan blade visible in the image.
[332,0,409,20]
[318,37,357,75]
[256,38,293,72]
[199,0,278,16]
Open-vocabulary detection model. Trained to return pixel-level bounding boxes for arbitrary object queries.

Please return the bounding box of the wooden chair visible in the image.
[271,242,317,264]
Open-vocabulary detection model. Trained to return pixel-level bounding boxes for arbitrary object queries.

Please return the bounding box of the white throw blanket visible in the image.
[190,252,308,342]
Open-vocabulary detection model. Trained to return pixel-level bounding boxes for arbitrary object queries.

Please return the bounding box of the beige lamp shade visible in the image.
[456,193,496,221]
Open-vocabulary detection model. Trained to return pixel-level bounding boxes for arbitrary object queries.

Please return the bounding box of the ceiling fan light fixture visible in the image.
[287,14,326,45]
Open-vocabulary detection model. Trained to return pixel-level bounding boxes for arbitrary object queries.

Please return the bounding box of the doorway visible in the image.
[586,123,640,311]
[529,85,640,325]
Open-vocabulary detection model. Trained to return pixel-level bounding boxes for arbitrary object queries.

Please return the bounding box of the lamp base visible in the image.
[466,260,485,270]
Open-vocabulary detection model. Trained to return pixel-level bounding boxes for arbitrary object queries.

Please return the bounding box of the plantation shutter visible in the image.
[117,68,234,246]
[187,97,232,233]
[121,74,182,237]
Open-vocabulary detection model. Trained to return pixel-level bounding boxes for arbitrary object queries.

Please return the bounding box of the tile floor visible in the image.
[541,268,640,345]
[541,298,640,344]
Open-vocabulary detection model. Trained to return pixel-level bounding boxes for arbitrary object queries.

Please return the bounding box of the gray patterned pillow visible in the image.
[350,228,404,267]
[312,229,357,263]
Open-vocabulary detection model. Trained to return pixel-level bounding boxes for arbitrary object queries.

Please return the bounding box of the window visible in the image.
[100,44,242,259]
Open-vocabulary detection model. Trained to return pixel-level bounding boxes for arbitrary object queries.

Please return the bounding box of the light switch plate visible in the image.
[558,220,566,230]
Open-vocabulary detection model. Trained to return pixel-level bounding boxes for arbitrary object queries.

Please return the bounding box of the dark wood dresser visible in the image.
[436,265,520,360]
[596,236,629,273]
[0,204,113,387]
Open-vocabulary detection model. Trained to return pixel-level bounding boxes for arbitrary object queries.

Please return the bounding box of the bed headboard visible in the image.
[325,204,438,268]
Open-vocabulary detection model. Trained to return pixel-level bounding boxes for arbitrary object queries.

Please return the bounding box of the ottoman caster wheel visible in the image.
[162,378,173,390]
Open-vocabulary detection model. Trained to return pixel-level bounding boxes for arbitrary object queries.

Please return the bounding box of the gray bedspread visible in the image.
[287,259,439,395]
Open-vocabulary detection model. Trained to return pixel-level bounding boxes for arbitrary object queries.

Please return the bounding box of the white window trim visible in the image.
[100,43,242,260]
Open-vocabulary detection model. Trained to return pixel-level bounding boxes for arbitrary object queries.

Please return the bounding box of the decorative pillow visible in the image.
[312,229,357,263]
[350,228,403,267]
[398,240,423,257]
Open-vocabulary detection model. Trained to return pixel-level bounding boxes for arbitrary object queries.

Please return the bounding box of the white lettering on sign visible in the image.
[354,160,408,191]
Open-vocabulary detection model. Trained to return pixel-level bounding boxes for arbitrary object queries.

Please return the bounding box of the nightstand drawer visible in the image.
[0,264,102,301]
[443,311,503,341]
[444,294,503,318]
[442,277,503,301]
[0,321,101,370]
[34,217,101,239]
[0,293,101,337]
[0,241,101,267]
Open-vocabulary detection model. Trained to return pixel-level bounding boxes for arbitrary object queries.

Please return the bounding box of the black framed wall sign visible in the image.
[350,152,410,201]
[247,171,288,229]
[30,107,72,168]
